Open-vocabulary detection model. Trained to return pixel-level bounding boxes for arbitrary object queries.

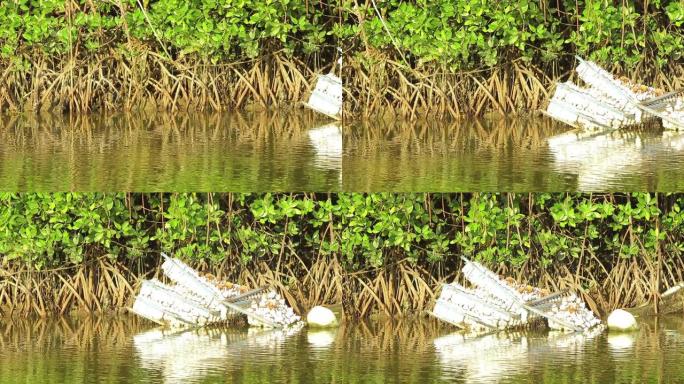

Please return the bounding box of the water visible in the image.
[343,117,684,191]
[2,315,683,383]
[6,113,684,192]
[0,112,341,191]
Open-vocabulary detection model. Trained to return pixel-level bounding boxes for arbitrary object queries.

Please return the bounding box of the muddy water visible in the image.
[0,112,341,191]
[1,315,683,383]
[343,117,684,191]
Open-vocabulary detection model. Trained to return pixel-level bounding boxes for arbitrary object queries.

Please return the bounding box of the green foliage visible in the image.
[0,1,681,69]
[362,0,683,69]
[2,193,684,273]
[0,0,345,60]
[364,0,563,68]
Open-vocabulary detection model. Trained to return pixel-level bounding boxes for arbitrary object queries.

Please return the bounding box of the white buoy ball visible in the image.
[607,309,638,331]
[306,306,338,327]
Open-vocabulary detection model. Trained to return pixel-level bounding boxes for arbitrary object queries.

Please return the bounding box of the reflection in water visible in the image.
[433,331,530,382]
[133,325,304,384]
[134,328,235,384]
[2,315,684,383]
[307,122,342,171]
[607,333,636,352]
[306,329,337,349]
[548,128,684,190]
[308,122,342,185]
[434,326,613,383]
[344,116,684,191]
[0,112,341,191]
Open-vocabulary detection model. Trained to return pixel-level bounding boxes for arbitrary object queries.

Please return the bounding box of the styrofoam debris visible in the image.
[432,258,601,333]
[247,291,302,328]
[547,294,602,331]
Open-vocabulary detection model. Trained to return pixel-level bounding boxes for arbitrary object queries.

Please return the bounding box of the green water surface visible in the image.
[1,315,682,383]
[0,112,341,191]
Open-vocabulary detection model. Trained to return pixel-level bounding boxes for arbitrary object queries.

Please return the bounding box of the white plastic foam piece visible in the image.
[546,98,608,131]
[557,82,634,123]
[136,279,220,326]
[545,81,640,130]
[161,253,224,308]
[304,73,342,119]
[131,294,179,326]
[575,58,636,107]
[438,283,518,327]
[461,258,525,315]
[662,98,684,130]
[574,57,652,124]
[432,258,595,332]
[432,299,467,326]
[159,254,281,328]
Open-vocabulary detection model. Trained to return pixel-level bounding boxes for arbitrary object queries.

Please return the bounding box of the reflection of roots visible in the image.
[0,111,325,150]
[345,116,567,156]
[0,315,149,350]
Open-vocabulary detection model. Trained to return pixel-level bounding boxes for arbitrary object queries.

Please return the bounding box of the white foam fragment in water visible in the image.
[547,294,602,331]
[247,291,302,328]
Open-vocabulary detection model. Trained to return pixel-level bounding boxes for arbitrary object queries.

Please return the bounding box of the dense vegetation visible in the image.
[2,1,683,68]
[2,192,684,315]
[1,1,683,115]
[362,0,684,69]
[0,192,681,270]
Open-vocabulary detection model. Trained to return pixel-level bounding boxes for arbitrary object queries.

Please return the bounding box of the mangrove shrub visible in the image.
[1,193,683,272]
[1,1,682,68]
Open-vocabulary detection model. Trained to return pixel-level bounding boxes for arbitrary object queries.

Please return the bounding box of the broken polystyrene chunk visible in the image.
[304,73,342,119]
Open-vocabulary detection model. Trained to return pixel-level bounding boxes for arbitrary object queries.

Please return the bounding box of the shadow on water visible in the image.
[2,315,684,383]
[0,112,341,191]
[343,116,684,191]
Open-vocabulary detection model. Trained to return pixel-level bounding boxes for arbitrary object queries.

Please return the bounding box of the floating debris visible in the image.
[247,291,302,328]
[545,56,684,131]
[133,279,225,328]
[546,82,637,130]
[663,98,684,130]
[433,282,522,331]
[129,253,301,329]
[546,293,602,331]
[303,48,343,120]
[431,257,601,333]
